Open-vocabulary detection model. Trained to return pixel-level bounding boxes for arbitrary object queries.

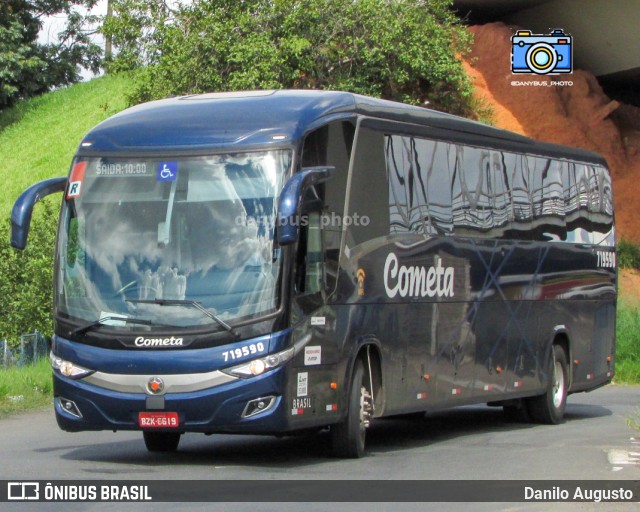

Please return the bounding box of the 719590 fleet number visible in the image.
[596,251,616,269]
[222,342,266,362]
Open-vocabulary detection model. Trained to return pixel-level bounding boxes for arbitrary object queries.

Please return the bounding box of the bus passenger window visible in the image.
[538,157,566,241]
[348,127,389,246]
[384,134,453,237]
[450,145,495,235]
[490,150,513,234]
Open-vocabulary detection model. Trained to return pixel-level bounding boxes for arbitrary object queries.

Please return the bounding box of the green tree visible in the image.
[103,0,475,116]
[0,0,103,110]
[0,202,57,344]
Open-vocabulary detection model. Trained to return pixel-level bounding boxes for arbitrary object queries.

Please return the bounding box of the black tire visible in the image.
[143,431,181,452]
[526,344,568,424]
[331,359,372,458]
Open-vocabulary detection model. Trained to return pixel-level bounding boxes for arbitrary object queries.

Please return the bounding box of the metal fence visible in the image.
[1,331,50,369]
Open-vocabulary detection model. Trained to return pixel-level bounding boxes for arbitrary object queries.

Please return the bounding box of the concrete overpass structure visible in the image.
[453,0,640,105]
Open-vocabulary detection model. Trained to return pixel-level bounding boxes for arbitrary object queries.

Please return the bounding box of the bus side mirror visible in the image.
[277,166,334,246]
[11,177,67,250]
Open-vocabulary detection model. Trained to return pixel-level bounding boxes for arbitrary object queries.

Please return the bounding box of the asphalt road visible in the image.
[1,384,638,511]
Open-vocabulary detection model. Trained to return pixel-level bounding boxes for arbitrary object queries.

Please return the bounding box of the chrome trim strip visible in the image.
[82,369,238,395]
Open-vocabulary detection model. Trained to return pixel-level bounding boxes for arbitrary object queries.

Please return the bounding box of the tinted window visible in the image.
[385,135,453,236]
[301,121,355,293]
[451,145,493,233]
[348,123,613,245]
[347,127,389,247]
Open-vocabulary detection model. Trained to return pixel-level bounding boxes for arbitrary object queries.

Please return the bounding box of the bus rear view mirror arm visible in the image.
[11,177,67,250]
[277,166,334,246]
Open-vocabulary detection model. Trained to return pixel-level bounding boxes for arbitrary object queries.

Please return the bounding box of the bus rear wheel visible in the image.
[143,431,181,452]
[526,344,568,424]
[331,359,372,458]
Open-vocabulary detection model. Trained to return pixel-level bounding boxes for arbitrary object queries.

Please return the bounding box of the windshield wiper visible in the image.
[127,299,239,338]
[69,316,159,336]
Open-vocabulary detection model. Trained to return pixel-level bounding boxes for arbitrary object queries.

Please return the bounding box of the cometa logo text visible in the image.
[383,252,454,299]
[134,336,184,347]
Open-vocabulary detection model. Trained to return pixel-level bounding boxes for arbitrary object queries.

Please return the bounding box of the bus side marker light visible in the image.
[417,392,427,400]
[326,404,338,411]
[574,359,580,365]
[483,384,494,391]
[496,366,502,374]
[587,373,594,380]
[423,374,430,380]
[451,388,461,395]
[330,382,337,389]
[607,355,612,362]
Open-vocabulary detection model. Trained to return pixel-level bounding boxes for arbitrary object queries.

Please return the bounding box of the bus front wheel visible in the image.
[143,431,181,452]
[331,359,372,458]
[526,344,568,424]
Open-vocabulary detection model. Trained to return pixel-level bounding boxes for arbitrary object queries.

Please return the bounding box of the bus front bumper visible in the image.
[52,366,291,434]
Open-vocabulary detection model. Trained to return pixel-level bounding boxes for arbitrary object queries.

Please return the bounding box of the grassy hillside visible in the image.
[0,73,135,346]
[0,73,133,215]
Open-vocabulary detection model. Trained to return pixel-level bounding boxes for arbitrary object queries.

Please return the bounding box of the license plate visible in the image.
[138,412,179,428]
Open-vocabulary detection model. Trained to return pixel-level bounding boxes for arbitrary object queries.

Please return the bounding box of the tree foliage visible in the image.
[103,0,475,116]
[0,0,103,110]
[618,240,640,270]
[0,201,58,345]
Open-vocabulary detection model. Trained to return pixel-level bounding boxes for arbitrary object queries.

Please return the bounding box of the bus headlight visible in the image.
[50,352,94,379]
[222,347,294,378]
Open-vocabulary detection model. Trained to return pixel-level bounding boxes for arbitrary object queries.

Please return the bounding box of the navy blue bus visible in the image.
[11,90,616,457]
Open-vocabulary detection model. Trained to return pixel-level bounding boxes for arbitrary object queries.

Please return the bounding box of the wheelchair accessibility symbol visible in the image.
[157,161,178,182]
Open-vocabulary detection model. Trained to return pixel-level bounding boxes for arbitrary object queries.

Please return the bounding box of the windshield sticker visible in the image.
[157,161,178,182]
[98,311,127,327]
[66,162,86,199]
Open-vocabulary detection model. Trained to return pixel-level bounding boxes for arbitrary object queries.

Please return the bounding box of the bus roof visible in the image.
[78,89,607,165]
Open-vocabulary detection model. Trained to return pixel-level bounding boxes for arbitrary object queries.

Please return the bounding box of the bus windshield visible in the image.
[57,150,291,331]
